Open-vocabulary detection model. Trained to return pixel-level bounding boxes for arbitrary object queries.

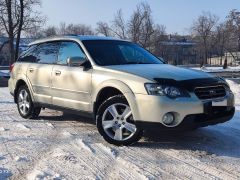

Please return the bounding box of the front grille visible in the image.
[194,85,226,100]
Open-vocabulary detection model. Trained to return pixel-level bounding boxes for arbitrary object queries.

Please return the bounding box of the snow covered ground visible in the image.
[0,80,239,180]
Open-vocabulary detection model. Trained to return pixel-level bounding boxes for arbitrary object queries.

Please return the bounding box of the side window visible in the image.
[18,45,38,62]
[57,41,86,65]
[35,42,59,64]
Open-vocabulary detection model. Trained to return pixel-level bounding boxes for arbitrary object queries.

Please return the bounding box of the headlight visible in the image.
[217,76,229,86]
[145,83,189,98]
[217,76,232,92]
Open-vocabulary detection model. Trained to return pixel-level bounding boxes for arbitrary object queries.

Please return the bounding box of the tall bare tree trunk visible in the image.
[238,36,240,52]
[203,38,208,65]
[204,47,208,65]
[6,0,15,64]
[15,0,24,61]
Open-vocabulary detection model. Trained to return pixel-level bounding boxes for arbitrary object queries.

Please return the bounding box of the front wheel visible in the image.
[17,85,41,119]
[96,95,142,146]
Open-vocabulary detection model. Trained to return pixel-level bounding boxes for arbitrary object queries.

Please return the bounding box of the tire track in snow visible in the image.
[93,143,151,180]
[13,127,77,179]
[124,146,218,180]
[69,140,151,179]
[160,149,240,180]
[51,140,112,179]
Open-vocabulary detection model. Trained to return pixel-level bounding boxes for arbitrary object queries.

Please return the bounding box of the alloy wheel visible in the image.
[18,89,30,115]
[101,103,137,141]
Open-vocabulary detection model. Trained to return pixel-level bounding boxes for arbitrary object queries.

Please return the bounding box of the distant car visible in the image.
[9,35,235,145]
[0,70,10,79]
[235,60,240,66]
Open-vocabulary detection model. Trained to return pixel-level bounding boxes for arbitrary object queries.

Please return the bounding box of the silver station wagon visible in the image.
[9,35,235,145]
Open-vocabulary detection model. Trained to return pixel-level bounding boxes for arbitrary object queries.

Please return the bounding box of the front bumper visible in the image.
[132,92,235,130]
[136,107,235,131]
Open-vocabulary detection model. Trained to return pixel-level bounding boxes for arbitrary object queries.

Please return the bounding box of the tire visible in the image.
[96,95,142,146]
[16,85,41,119]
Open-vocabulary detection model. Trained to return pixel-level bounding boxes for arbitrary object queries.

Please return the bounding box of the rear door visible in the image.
[26,42,60,104]
[52,41,92,112]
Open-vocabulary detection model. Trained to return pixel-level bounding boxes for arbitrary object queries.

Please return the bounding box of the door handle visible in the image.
[29,68,34,73]
[55,70,61,76]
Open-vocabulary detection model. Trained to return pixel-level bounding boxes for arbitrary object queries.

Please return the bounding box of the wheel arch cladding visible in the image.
[93,80,139,120]
[14,79,27,103]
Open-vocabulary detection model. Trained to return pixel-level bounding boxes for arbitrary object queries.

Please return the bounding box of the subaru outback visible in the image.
[9,35,235,145]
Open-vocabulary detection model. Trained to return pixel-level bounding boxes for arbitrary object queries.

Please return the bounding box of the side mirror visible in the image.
[67,57,87,67]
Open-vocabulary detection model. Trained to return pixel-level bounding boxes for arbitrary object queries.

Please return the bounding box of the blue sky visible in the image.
[41,0,239,35]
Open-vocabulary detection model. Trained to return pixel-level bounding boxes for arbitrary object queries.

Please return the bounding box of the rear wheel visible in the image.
[96,95,142,146]
[17,85,41,119]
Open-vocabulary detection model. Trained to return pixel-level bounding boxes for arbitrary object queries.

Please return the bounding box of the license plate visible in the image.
[212,99,227,106]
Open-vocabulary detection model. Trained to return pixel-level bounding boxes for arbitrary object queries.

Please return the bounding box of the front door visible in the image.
[51,41,92,112]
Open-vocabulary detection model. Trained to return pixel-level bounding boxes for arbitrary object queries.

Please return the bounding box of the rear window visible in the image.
[18,42,60,64]
[35,42,59,64]
[18,45,38,62]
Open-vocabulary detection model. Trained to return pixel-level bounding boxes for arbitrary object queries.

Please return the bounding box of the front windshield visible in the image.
[82,40,163,66]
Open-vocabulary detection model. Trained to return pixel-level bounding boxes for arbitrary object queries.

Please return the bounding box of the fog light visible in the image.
[162,113,174,125]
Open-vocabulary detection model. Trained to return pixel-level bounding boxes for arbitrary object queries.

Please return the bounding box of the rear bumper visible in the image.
[8,77,15,96]
[136,107,235,131]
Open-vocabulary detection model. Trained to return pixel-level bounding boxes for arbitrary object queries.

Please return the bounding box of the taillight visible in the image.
[10,63,15,73]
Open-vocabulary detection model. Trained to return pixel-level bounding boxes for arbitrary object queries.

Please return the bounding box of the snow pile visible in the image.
[16,123,31,131]
[27,169,62,180]
[45,122,54,128]
[95,143,118,158]
[62,131,73,137]
[76,139,94,153]
[0,127,6,131]
[192,66,240,73]
[14,156,29,162]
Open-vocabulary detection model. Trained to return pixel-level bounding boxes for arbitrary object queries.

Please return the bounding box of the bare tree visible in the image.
[226,9,240,61]
[96,10,127,38]
[151,24,167,55]
[63,23,95,35]
[191,12,219,65]
[24,25,43,38]
[111,9,127,39]
[43,26,57,37]
[228,10,240,50]
[95,2,164,52]
[128,2,155,48]
[58,22,67,35]
[0,27,4,36]
[96,21,112,36]
[15,0,24,60]
[0,0,44,63]
[30,23,95,39]
[128,3,145,43]
[212,22,230,65]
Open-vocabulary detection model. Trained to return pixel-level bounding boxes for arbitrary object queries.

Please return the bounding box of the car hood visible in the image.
[106,64,213,81]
